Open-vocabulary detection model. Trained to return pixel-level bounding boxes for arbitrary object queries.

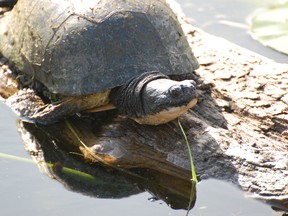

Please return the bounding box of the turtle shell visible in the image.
[0,0,199,96]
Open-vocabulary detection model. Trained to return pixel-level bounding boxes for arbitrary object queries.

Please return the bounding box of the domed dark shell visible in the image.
[0,0,199,96]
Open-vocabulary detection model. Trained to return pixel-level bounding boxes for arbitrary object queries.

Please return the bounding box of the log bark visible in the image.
[168,1,288,211]
[0,0,287,212]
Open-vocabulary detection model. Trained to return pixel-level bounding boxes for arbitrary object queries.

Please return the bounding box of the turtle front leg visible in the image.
[6,88,77,124]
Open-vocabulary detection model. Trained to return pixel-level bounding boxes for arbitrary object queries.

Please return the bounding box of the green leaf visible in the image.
[249,2,288,55]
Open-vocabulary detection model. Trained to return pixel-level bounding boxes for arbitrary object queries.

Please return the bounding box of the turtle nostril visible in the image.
[169,85,183,98]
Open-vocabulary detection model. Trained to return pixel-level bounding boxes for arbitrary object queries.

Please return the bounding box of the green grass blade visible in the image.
[178,120,198,183]
[178,120,198,215]
[0,152,97,181]
[0,152,33,163]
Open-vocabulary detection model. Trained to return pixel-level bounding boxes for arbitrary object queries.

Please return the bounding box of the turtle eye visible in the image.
[169,85,183,98]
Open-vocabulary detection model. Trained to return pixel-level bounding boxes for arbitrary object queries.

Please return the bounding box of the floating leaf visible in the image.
[249,2,288,55]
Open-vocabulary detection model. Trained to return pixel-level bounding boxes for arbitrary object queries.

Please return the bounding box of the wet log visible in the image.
[0,0,287,212]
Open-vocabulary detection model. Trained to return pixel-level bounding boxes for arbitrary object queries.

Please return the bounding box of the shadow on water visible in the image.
[17,117,197,211]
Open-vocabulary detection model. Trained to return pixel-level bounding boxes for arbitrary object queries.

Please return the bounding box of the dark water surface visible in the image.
[0,0,286,215]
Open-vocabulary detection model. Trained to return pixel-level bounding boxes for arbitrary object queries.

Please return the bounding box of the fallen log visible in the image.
[0,0,287,212]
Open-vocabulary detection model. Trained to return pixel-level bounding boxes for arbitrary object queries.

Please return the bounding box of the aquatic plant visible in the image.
[249,1,288,55]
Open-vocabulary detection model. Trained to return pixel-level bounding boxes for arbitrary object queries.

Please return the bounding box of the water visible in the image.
[0,0,287,215]
[179,0,287,63]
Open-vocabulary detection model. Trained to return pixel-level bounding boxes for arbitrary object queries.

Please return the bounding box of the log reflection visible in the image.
[17,114,196,210]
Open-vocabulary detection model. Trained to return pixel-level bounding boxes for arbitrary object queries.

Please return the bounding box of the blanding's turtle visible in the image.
[0,0,199,125]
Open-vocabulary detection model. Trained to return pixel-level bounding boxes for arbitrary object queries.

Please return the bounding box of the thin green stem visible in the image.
[178,119,198,183]
[0,152,97,181]
[178,119,198,215]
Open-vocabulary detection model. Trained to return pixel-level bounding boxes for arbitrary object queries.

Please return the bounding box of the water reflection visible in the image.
[17,117,196,210]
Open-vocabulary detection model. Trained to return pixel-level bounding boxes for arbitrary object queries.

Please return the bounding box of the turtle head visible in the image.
[110,71,197,125]
[137,78,197,125]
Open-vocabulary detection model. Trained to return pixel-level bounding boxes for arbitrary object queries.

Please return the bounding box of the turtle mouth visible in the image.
[133,98,197,125]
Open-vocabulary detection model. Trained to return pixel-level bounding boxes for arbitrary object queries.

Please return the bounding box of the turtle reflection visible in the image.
[17,116,196,210]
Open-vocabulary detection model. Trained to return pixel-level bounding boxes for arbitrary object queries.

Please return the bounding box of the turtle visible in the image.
[0,0,199,125]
